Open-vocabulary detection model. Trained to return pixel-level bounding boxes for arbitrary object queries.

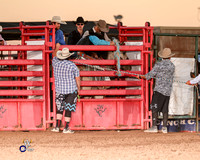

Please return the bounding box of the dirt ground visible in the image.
[0,129,200,160]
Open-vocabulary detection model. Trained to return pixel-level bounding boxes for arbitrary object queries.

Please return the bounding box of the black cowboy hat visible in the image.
[73,17,88,24]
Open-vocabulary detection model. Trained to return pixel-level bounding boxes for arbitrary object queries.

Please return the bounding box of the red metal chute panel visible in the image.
[0,22,154,131]
[0,102,18,129]
[83,102,117,129]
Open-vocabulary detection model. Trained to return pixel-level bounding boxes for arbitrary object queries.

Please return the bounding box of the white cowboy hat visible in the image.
[56,48,74,59]
[51,16,66,24]
[0,26,2,32]
[158,48,175,58]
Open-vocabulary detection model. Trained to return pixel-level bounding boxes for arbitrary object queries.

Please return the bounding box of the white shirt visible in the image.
[190,74,200,84]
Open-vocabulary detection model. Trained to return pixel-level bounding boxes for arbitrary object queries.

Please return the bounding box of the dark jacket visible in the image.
[67,29,84,45]
[88,28,105,40]
[76,28,108,59]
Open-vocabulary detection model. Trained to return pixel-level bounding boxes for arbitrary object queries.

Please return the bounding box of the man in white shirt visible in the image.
[186,75,200,85]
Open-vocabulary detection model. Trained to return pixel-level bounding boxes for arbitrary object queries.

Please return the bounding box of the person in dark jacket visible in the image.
[77,19,114,59]
[67,17,87,45]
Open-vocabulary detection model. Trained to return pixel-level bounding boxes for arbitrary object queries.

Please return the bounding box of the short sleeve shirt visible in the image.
[145,59,175,96]
[52,57,80,94]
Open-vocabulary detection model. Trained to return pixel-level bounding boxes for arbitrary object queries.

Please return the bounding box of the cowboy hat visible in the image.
[95,19,109,33]
[51,16,67,24]
[73,17,88,24]
[158,48,175,58]
[0,26,2,32]
[56,48,74,59]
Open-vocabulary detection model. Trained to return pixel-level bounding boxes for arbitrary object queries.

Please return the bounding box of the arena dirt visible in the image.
[0,130,200,160]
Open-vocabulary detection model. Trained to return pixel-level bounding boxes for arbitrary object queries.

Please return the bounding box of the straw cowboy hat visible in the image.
[56,48,74,59]
[158,48,175,58]
[0,26,2,32]
[73,17,88,24]
[51,16,66,24]
[95,19,109,32]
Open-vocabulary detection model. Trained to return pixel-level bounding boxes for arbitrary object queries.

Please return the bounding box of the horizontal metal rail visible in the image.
[0,90,44,96]
[154,33,199,37]
[72,60,142,65]
[109,26,154,30]
[0,45,45,51]
[60,45,143,52]
[79,89,141,95]
[0,60,44,65]
[0,81,44,87]
[119,34,144,37]
[22,25,54,29]
[22,33,45,36]
[0,71,43,77]
[75,99,143,102]
[79,71,141,76]
[0,99,44,102]
[2,27,20,30]
[80,81,141,86]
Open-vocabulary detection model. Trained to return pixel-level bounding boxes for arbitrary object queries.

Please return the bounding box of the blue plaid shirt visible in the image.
[52,57,80,94]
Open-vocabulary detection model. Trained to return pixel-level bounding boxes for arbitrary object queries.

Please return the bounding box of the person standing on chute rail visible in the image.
[136,48,175,134]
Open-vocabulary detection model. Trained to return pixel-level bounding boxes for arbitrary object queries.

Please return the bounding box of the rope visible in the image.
[73,58,188,84]
[74,44,194,84]
[113,38,122,77]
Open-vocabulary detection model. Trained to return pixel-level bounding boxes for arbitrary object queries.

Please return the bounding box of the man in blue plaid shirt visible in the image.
[51,48,80,134]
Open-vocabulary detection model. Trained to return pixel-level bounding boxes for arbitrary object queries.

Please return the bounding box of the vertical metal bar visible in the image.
[154,35,158,61]
[149,51,153,127]
[195,36,198,75]
[195,36,199,132]
[140,100,144,129]
[142,29,146,129]
[145,28,148,45]
[45,27,50,128]
[17,51,21,97]
[145,53,149,129]
[81,102,83,128]
[52,26,56,50]
[42,48,46,130]
[52,24,56,127]
[143,29,146,49]
[118,22,122,43]
[21,24,27,99]
[8,51,12,95]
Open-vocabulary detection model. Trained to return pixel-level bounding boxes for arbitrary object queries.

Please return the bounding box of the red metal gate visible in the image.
[0,45,46,130]
[0,22,153,131]
[51,22,154,130]
[0,23,54,130]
